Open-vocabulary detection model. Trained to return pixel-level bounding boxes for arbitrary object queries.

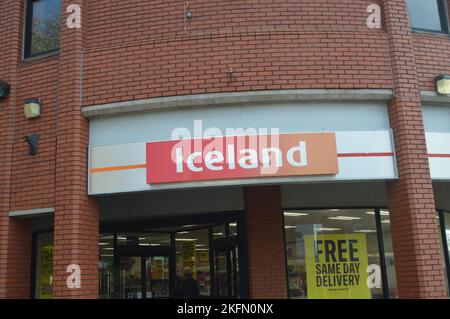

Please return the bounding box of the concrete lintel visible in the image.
[421,91,450,105]
[82,89,394,119]
[8,207,55,218]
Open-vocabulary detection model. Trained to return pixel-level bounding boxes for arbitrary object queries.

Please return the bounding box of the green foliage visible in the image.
[30,10,60,55]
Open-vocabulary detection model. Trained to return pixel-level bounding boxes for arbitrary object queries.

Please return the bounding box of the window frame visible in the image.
[30,229,54,299]
[437,210,450,294]
[408,0,449,35]
[23,0,61,60]
[282,206,392,299]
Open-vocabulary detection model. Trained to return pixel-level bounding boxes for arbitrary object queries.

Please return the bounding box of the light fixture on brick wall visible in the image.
[436,75,450,95]
[25,133,39,156]
[0,81,10,99]
[24,99,41,119]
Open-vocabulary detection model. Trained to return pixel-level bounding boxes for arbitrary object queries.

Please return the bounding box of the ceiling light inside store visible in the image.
[139,243,150,246]
[98,242,109,245]
[284,212,309,217]
[284,226,296,229]
[328,216,361,221]
[213,233,223,236]
[229,223,237,227]
[117,237,127,240]
[315,227,341,231]
[365,211,390,216]
[177,231,189,234]
[175,238,198,241]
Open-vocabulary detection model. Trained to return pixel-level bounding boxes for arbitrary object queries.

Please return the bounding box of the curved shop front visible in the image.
[32,92,409,299]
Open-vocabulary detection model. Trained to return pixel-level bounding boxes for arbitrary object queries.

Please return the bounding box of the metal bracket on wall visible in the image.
[227,66,234,81]
[25,133,39,156]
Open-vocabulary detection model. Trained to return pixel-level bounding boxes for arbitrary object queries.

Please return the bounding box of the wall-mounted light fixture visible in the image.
[24,99,41,119]
[0,81,10,99]
[25,133,39,156]
[436,75,450,95]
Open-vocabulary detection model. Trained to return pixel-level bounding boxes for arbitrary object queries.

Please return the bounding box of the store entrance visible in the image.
[117,246,171,299]
[213,246,239,298]
[99,212,249,299]
[211,227,240,298]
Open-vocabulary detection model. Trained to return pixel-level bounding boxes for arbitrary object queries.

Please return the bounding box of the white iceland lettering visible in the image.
[205,151,224,171]
[287,141,308,167]
[175,140,308,173]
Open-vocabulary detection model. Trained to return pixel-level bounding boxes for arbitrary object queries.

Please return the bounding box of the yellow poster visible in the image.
[40,244,53,299]
[304,233,370,299]
[198,251,209,263]
[182,241,196,262]
[151,258,163,280]
[182,241,197,277]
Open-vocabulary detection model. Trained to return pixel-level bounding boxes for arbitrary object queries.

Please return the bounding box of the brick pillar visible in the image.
[52,0,99,298]
[381,0,447,298]
[244,185,287,298]
[0,0,32,298]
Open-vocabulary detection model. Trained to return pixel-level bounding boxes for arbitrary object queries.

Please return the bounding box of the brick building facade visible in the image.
[1,0,450,299]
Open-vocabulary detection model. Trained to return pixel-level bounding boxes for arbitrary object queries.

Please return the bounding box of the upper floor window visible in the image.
[407,0,449,34]
[24,0,61,59]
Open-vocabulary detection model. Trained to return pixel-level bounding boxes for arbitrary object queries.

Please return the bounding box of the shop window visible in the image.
[99,233,114,299]
[212,225,226,240]
[33,231,53,299]
[98,218,244,299]
[407,0,449,34]
[284,208,396,299]
[437,211,450,295]
[175,228,212,297]
[116,232,171,247]
[24,0,61,59]
[228,222,238,237]
[379,209,398,298]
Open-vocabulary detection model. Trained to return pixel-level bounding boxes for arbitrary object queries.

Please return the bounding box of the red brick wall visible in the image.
[81,0,391,105]
[244,185,287,298]
[51,0,99,299]
[414,33,450,91]
[412,2,450,91]
[87,0,383,47]
[0,0,33,299]
[82,32,392,105]
[10,57,59,211]
[381,0,447,298]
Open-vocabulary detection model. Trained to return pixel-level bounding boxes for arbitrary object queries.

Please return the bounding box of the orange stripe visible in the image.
[91,152,396,173]
[337,152,394,157]
[90,164,146,173]
[428,154,450,158]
